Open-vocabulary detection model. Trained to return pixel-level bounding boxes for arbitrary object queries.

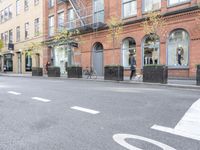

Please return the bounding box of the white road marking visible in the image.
[7,91,21,95]
[113,134,176,150]
[152,98,200,141]
[71,106,100,114]
[32,97,51,102]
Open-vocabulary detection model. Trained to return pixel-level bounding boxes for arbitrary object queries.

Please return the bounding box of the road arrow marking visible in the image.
[32,97,51,102]
[113,134,176,150]
[71,106,100,114]
[8,91,21,95]
[152,98,200,141]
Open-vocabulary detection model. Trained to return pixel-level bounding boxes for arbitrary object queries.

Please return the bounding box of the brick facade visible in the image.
[44,0,200,78]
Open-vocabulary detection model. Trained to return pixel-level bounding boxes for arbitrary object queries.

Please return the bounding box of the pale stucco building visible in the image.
[0,0,44,74]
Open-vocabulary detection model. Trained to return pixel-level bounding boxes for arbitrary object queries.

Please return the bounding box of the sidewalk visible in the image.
[0,72,199,89]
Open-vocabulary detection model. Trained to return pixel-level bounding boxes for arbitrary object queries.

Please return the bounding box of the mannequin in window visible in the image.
[176,47,184,65]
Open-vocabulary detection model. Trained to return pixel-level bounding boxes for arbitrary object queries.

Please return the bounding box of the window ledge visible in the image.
[122,15,137,20]
[142,9,161,15]
[168,67,189,70]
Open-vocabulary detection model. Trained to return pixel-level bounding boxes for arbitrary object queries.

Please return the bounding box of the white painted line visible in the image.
[32,97,51,102]
[151,125,200,141]
[113,134,176,150]
[71,106,100,114]
[152,98,200,141]
[7,91,21,95]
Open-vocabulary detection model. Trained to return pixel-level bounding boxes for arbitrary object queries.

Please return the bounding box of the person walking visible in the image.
[129,53,136,80]
[45,61,51,73]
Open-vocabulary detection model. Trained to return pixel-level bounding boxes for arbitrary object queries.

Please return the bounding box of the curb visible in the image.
[0,74,199,90]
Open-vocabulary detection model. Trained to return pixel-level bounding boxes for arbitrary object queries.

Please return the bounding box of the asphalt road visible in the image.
[0,76,199,150]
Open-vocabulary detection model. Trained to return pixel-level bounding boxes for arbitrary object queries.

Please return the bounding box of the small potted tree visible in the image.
[142,11,167,84]
[197,64,200,86]
[104,17,124,81]
[143,64,168,84]
[47,66,61,77]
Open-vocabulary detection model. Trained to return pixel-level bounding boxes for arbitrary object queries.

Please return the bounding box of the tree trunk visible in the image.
[112,36,115,65]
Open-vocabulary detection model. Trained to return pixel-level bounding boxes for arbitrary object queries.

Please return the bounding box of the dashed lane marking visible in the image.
[71,106,100,114]
[7,91,21,95]
[32,97,51,102]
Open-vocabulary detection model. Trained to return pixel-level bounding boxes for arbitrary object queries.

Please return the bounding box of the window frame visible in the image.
[48,15,54,36]
[24,0,29,11]
[122,0,137,19]
[67,8,76,29]
[93,0,105,23]
[57,11,64,31]
[34,0,39,5]
[142,35,160,67]
[16,26,20,42]
[142,0,161,13]
[167,0,191,7]
[167,29,190,68]
[121,37,136,68]
[34,18,40,36]
[16,0,20,15]
[25,22,29,39]
[48,0,55,8]
[9,29,13,43]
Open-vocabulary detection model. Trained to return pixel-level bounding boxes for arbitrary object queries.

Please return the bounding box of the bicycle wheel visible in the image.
[91,70,97,79]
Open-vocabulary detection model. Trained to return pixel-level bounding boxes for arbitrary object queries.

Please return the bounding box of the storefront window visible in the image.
[52,46,69,74]
[167,30,189,67]
[4,54,13,71]
[122,37,136,67]
[143,35,160,65]
[25,51,32,71]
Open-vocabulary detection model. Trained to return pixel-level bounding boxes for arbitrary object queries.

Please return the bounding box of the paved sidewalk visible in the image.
[0,72,199,89]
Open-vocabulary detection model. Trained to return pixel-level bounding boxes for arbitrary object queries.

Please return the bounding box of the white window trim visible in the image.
[167,0,191,7]
[122,0,137,19]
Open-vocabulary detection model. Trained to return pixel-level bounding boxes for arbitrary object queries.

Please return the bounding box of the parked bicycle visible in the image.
[82,67,97,79]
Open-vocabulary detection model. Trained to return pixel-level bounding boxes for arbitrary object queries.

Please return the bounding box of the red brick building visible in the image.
[44,0,200,78]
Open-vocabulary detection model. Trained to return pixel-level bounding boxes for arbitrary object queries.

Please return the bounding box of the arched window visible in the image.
[94,42,103,52]
[168,29,189,67]
[143,35,160,65]
[122,37,136,67]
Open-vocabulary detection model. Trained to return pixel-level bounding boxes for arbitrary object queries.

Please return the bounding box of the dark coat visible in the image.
[130,56,136,71]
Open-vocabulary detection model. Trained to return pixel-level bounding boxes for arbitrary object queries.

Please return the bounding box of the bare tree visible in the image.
[142,11,165,57]
[142,11,165,39]
[107,17,123,65]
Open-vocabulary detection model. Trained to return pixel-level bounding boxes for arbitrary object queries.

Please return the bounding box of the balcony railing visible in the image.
[59,0,105,31]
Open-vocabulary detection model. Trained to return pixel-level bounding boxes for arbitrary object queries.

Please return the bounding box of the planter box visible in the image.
[48,66,60,77]
[143,65,168,84]
[67,66,82,78]
[197,65,200,86]
[32,67,43,76]
[104,66,124,81]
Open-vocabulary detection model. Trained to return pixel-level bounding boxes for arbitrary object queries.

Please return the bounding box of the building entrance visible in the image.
[4,54,13,71]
